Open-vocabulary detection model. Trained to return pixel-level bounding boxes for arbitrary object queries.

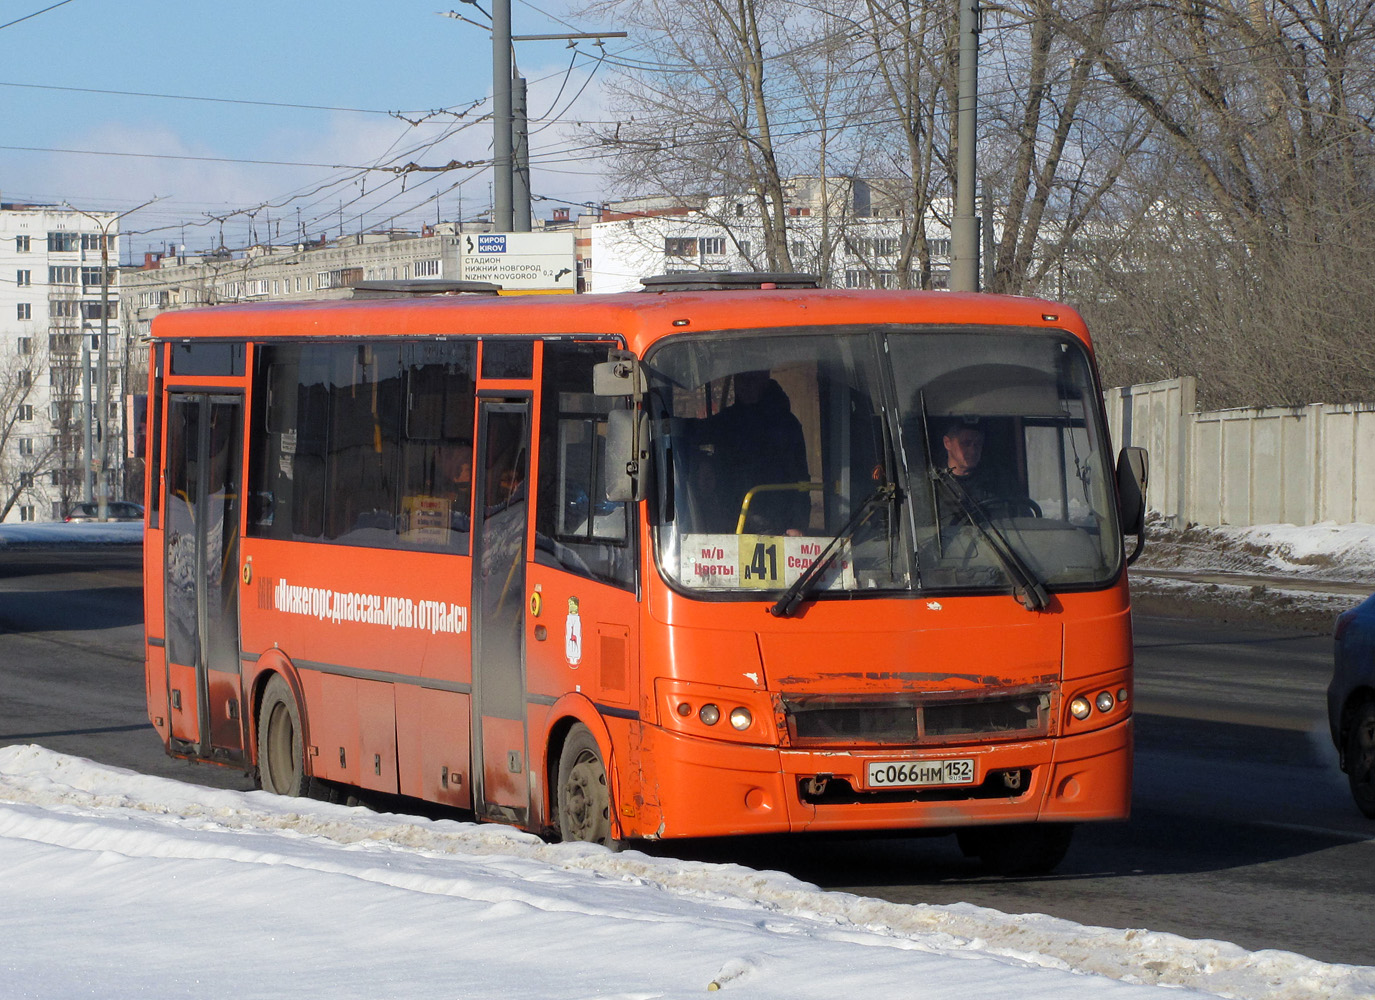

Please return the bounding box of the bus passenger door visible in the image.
[471,399,531,823]
[163,393,245,762]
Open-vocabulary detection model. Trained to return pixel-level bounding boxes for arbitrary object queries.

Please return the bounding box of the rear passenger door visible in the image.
[163,393,244,761]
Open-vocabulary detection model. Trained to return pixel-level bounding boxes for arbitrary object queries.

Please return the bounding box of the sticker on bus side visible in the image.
[271,578,469,635]
[680,535,854,591]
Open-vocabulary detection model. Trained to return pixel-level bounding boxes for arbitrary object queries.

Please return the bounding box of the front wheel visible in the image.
[957,823,1074,876]
[556,724,619,847]
[1344,699,1375,818]
[257,675,309,797]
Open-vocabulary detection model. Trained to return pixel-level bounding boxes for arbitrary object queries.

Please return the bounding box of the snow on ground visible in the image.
[1136,519,1375,583]
[2,746,1372,1000]
[1129,520,1375,629]
[0,520,143,546]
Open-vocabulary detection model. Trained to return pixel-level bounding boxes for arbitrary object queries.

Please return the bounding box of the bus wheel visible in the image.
[257,675,309,797]
[556,725,618,848]
[957,823,1074,876]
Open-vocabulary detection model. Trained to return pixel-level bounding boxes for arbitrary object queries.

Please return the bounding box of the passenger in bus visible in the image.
[435,441,474,529]
[707,371,811,534]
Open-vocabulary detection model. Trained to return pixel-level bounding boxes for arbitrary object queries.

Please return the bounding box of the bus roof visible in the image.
[148,287,1091,356]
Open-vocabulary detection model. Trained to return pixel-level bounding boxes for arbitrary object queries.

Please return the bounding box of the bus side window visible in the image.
[535,342,635,590]
[399,341,477,550]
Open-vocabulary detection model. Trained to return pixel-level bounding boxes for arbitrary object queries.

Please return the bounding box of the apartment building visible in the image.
[0,201,122,522]
[585,180,957,294]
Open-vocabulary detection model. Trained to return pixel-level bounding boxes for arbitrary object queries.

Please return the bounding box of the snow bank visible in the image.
[0,521,142,546]
[1,746,1371,1000]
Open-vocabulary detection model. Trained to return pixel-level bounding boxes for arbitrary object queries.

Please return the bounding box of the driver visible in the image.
[941,418,999,506]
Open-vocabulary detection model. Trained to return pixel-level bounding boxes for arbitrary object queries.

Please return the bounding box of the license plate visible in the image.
[866,758,976,788]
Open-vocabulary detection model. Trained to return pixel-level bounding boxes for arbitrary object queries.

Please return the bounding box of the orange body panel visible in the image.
[143,287,1133,843]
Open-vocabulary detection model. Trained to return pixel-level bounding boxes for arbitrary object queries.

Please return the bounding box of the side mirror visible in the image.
[1115,446,1148,564]
[593,350,646,400]
[605,408,651,502]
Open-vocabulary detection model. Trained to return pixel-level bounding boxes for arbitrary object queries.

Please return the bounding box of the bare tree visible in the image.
[1055,0,1375,405]
[580,0,841,269]
[0,340,67,522]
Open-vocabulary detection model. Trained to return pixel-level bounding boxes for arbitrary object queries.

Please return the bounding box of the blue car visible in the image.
[1330,593,1375,818]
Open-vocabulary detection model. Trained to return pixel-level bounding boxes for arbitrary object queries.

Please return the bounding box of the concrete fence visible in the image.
[1105,376,1375,527]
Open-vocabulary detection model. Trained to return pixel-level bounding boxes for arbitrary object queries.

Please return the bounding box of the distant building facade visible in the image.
[583,180,956,294]
[0,201,122,522]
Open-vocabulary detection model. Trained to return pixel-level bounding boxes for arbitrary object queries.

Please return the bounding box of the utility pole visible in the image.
[444,12,624,232]
[950,0,981,292]
[492,0,514,232]
[513,74,531,232]
[64,197,160,520]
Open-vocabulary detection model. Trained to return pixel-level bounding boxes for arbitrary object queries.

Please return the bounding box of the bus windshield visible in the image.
[647,326,1121,599]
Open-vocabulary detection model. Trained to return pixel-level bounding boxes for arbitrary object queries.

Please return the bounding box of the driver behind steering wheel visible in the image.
[939,417,1039,520]
[942,418,998,505]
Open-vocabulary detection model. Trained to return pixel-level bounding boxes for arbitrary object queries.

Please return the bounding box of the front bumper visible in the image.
[621,717,1132,839]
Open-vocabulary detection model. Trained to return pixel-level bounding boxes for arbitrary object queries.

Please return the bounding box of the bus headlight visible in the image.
[656,679,775,744]
[1095,691,1115,713]
[1069,696,1092,720]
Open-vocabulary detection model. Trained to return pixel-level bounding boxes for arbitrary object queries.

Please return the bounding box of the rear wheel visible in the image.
[556,724,619,847]
[957,823,1075,876]
[1344,699,1375,818]
[257,675,309,797]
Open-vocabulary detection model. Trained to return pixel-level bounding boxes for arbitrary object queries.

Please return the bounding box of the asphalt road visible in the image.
[0,547,254,791]
[1,547,1371,965]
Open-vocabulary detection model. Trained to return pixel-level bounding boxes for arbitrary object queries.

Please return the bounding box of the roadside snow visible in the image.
[1135,520,1375,584]
[0,520,142,545]
[2,746,1372,1000]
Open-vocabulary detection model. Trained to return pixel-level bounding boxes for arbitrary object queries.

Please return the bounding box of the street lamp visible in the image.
[63,197,160,520]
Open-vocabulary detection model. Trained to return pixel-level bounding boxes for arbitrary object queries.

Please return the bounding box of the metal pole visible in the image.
[97,232,110,521]
[513,75,531,232]
[63,197,159,519]
[981,184,996,291]
[493,0,514,232]
[950,0,981,292]
[81,337,92,504]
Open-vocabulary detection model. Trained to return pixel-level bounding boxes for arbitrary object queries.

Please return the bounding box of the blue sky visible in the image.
[1,0,620,260]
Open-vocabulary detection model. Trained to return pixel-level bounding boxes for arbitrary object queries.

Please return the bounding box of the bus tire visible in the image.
[556,724,619,848]
[957,822,1074,876]
[257,675,309,797]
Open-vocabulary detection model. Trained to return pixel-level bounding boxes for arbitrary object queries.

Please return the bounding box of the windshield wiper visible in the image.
[769,482,899,619]
[932,469,1049,612]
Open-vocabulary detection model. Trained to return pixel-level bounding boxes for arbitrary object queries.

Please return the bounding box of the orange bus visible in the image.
[143,274,1146,874]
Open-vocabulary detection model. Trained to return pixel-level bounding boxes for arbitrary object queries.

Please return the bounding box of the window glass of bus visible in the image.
[248,342,404,547]
[163,398,200,666]
[481,339,534,380]
[398,340,476,551]
[169,341,245,377]
[888,330,1120,591]
[534,342,634,589]
[645,330,907,597]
